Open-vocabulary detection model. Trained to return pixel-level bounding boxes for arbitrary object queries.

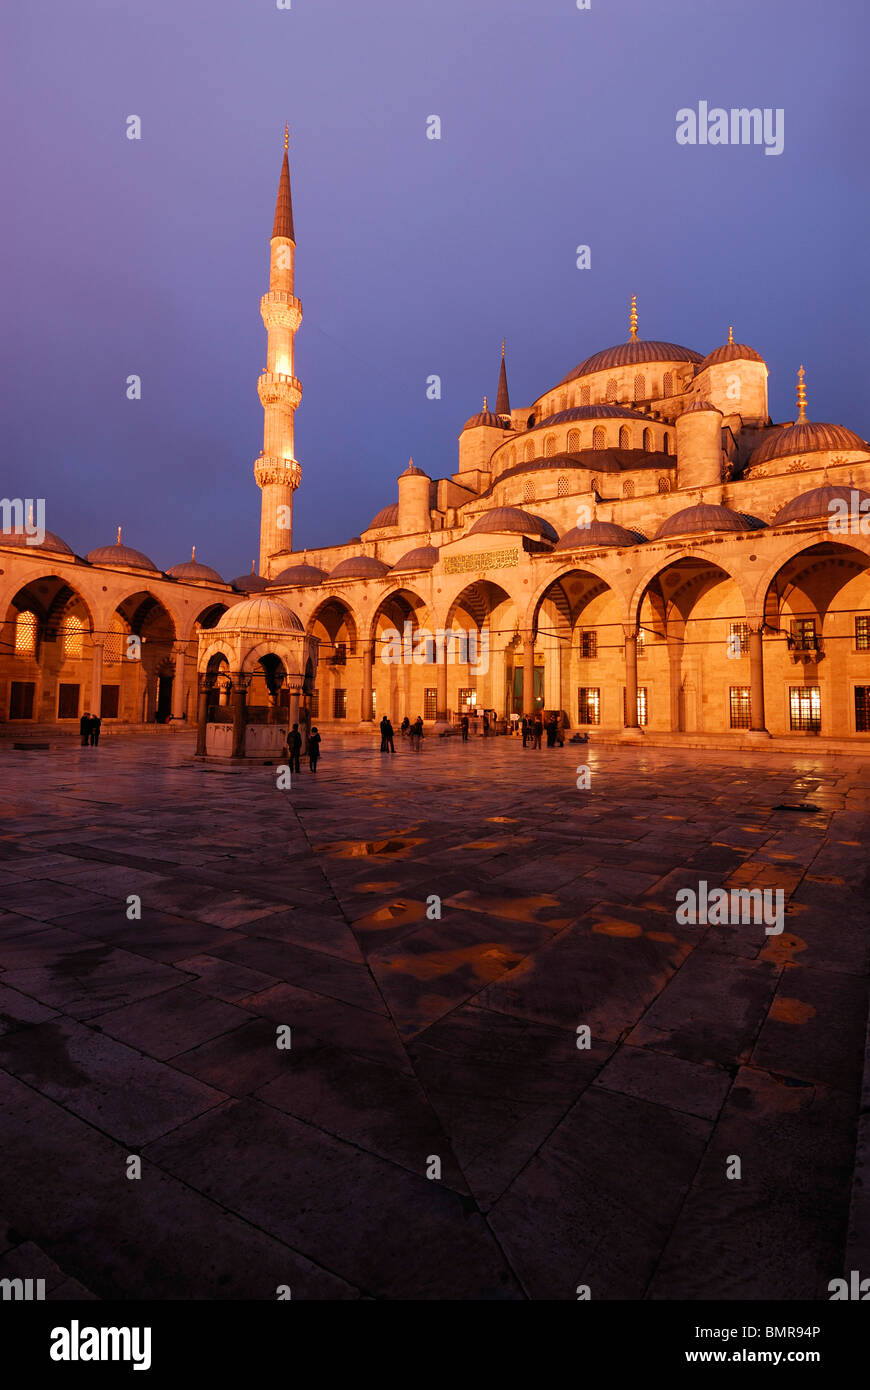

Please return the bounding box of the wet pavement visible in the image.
[0,731,868,1299]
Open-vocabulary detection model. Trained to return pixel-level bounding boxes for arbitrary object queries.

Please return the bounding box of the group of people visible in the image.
[520,713,573,748]
[79,712,102,746]
[285,709,322,772]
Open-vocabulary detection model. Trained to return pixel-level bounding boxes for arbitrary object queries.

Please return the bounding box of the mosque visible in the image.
[3,133,870,750]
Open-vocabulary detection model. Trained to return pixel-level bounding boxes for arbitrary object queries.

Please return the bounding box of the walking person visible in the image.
[80,712,91,747]
[287,722,302,775]
[308,725,321,772]
[380,714,395,753]
[88,713,102,746]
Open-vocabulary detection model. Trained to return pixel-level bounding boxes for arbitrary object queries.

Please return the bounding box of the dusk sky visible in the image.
[3,0,868,577]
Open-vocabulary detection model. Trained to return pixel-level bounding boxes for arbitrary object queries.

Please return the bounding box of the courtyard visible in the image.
[0,730,868,1300]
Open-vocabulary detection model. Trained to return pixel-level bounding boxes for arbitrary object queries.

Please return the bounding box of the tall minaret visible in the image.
[255,125,303,575]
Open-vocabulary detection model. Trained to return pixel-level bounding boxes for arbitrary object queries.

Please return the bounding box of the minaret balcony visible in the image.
[254,455,302,490]
[260,291,303,333]
[257,371,302,408]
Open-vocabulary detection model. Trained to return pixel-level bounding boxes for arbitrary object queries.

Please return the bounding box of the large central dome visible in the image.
[560,339,703,385]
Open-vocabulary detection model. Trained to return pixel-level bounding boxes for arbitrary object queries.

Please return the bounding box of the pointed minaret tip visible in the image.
[272,126,296,241]
[117,526,122,545]
[797,365,808,422]
[629,294,638,340]
[496,341,510,418]
[728,325,734,344]
[191,545,196,561]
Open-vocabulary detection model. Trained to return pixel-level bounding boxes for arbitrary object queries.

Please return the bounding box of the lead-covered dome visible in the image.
[772,485,870,527]
[230,567,269,592]
[750,420,867,467]
[462,405,511,431]
[656,503,759,539]
[535,404,648,427]
[391,545,439,571]
[328,555,391,580]
[217,597,304,632]
[555,521,646,551]
[467,507,558,542]
[269,562,327,587]
[167,550,224,584]
[560,340,702,386]
[680,398,721,415]
[0,527,74,556]
[87,535,159,571]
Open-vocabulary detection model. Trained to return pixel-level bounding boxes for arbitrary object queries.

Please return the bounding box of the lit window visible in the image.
[580,631,597,659]
[855,686,870,731]
[856,617,870,651]
[730,622,750,655]
[577,687,600,724]
[730,687,751,728]
[622,687,649,725]
[789,685,821,731]
[105,621,126,663]
[61,615,85,658]
[424,688,437,720]
[790,619,818,653]
[14,610,37,656]
[636,629,646,658]
[458,688,477,711]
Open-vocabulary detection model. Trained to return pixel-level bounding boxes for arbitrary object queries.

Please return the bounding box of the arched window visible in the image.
[618,426,631,450]
[590,477,599,493]
[105,619,126,663]
[606,378,618,403]
[593,426,607,450]
[643,428,654,452]
[663,372,673,398]
[524,441,534,462]
[560,394,568,412]
[14,610,37,656]
[657,476,671,494]
[557,475,569,497]
[634,373,645,401]
[663,433,672,456]
[544,434,556,457]
[567,429,581,452]
[523,481,535,503]
[61,615,85,658]
[580,386,591,406]
[622,480,635,499]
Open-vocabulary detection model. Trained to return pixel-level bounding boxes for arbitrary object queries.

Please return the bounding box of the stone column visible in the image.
[749,625,769,734]
[195,677,210,756]
[289,688,301,726]
[171,645,186,719]
[360,642,374,723]
[90,641,104,718]
[435,641,448,722]
[230,673,248,759]
[522,635,536,716]
[624,631,639,728]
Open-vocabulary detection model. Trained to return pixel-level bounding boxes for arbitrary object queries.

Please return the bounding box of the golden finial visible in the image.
[284,123,289,152]
[797,365,808,422]
[629,294,638,340]
[250,560,256,574]
[501,339,505,358]
[483,395,488,411]
[116,526,122,545]
[728,325,734,344]
[191,545,196,561]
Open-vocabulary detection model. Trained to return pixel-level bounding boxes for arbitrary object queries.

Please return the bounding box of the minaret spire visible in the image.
[255,128,304,575]
[796,365,808,423]
[629,294,638,340]
[495,339,510,419]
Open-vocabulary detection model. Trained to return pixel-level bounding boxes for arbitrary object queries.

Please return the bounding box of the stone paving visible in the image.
[0,731,868,1300]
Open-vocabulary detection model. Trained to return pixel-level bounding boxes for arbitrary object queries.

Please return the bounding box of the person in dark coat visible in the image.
[88,714,102,746]
[380,715,395,753]
[287,722,302,774]
[521,715,530,748]
[80,712,91,747]
[411,716,424,751]
[308,726,321,772]
[545,714,557,748]
[460,714,469,742]
[532,716,543,749]
[400,716,410,739]
[482,713,490,738]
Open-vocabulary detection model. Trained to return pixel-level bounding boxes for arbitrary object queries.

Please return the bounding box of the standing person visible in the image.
[461,714,469,742]
[298,705,310,758]
[380,714,395,753]
[546,714,557,748]
[555,712,566,748]
[308,725,321,772]
[412,715,424,751]
[533,716,543,749]
[89,714,102,746]
[400,716,410,740]
[80,712,91,747]
[482,713,490,739]
[287,722,302,775]
[521,715,530,748]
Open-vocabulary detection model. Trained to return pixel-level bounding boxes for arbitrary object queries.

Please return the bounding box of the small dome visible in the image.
[167,554,224,584]
[216,597,304,632]
[269,562,327,587]
[328,555,391,580]
[555,521,646,551]
[462,409,511,431]
[0,528,74,556]
[680,398,721,415]
[656,503,758,540]
[230,569,269,592]
[560,340,702,385]
[86,538,159,571]
[366,504,399,530]
[535,404,648,427]
[467,507,558,542]
[772,485,870,527]
[750,420,867,467]
[700,342,764,369]
[399,461,428,478]
[391,545,439,571]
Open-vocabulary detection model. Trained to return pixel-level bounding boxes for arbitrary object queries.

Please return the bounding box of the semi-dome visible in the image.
[560,339,702,386]
[656,503,758,539]
[86,532,159,571]
[749,420,867,467]
[167,549,224,584]
[535,404,649,427]
[772,485,870,527]
[216,597,304,632]
[328,555,391,580]
[367,504,399,530]
[700,341,764,369]
[680,398,721,415]
[555,521,646,551]
[391,545,439,571]
[269,562,327,587]
[0,527,74,556]
[467,507,558,542]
